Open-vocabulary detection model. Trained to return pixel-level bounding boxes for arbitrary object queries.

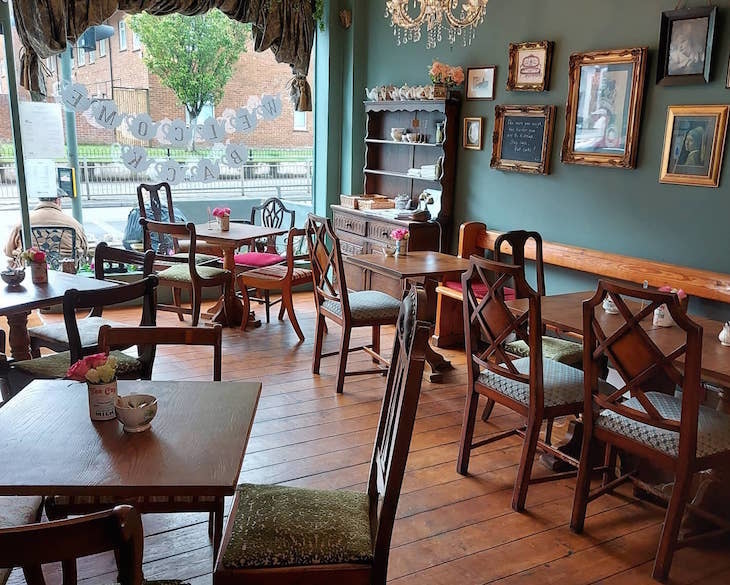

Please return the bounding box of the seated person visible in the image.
[4,190,88,261]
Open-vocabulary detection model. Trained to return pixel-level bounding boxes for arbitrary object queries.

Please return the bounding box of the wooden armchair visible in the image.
[28,243,155,358]
[571,281,730,581]
[141,219,231,326]
[231,197,294,270]
[213,285,431,585]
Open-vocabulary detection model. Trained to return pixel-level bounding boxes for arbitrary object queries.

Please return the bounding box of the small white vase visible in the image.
[719,322,730,347]
[87,380,118,421]
[653,303,675,328]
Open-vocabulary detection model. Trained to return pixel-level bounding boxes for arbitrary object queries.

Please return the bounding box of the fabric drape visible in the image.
[13,0,314,110]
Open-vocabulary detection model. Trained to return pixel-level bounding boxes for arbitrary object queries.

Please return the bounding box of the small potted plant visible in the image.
[20,247,48,284]
[390,228,410,256]
[429,61,465,99]
[67,353,119,421]
[212,207,231,231]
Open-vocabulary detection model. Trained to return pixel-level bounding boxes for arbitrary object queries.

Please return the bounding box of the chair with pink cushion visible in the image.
[231,197,295,270]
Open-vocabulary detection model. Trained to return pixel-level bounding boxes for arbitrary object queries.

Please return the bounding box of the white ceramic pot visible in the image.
[115,394,158,433]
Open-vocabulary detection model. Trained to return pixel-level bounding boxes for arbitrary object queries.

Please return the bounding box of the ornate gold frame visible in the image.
[463,117,483,150]
[561,47,647,169]
[659,105,729,188]
[506,41,553,92]
[491,105,556,175]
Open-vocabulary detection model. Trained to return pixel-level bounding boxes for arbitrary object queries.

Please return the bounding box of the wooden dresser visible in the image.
[331,204,440,298]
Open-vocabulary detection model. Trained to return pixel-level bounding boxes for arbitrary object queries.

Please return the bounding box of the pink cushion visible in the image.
[444,280,516,301]
[234,252,284,268]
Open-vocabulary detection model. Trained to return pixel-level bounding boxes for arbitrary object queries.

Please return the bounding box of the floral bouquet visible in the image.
[390,228,410,241]
[20,247,46,264]
[429,61,465,87]
[67,353,118,384]
[212,207,231,231]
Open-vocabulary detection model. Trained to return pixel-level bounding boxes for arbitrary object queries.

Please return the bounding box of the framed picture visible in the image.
[463,117,483,150]
[659,105,728,187]
[561,47,648,169]
[491,105,556,175]
[657,6,716,86]
[506,41,554,92]
[466,66,496,100]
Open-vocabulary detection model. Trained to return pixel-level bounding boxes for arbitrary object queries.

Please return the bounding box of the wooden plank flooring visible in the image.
[5,292,729,585]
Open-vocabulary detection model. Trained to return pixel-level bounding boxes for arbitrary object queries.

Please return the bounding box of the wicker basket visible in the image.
[358,197,395,210]
[340,194,361,209]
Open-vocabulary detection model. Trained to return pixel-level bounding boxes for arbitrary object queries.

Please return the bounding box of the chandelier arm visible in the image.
[442,1,487,28]
[386,0,429,30]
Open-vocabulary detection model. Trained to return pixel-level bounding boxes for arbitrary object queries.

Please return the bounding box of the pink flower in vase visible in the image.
[390,228,410,241]
[66,359,90,382]
[212,207,231,218]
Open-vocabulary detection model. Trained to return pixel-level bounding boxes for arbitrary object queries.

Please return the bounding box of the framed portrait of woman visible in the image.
[659,105,728,187]
[657,6,717,85]
[561,47,648,168]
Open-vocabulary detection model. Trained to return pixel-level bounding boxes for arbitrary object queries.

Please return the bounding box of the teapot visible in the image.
[231,107,259,133]
[189,159,220,183]
[719,322,730,346]
[154,160,185,185]
[652,304,675,328]
[365,87,379,101]
[60,81,91,113]
[196,116,227,143]
[387,86,399,101]
[602,295,619,314]
[221,143,249,167]
[120,145,152,172]
[125,113,159,141]
[160,119,192,148]
[90,100,123,129]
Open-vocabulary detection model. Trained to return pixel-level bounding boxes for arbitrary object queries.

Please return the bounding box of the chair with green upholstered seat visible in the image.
[28,242,155,358]
[305,214,401,394]
[141,219,231,326]
[214,286,431,585]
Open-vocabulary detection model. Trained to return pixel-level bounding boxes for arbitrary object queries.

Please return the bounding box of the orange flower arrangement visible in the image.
[429,61,464,87]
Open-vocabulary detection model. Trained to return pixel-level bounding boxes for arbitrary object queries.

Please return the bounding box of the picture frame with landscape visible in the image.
[463,117,483,150]
[466,66,496,100]
[506,41,553,92]
[561,47,647,169]
[491,105,556,175]
[659,105,728,188]
[657,6,716,86]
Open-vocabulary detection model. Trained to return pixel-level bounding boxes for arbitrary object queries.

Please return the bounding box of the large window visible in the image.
[77,44,85,66]
[88,47,96,64]
[99,38,107,57]
[132,31,141,51]
[118,20,127,51]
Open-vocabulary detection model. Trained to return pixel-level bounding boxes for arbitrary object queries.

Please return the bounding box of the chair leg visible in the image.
[335,326,351,394]
[264,290,271,323]
[457,388,480,475]
[23,565,45,585]
[481,398,496,422]
[652,468,692,581]
[603,444,617,487]
[278,299,286,320]
[371,325,380,364]
[512,414,541,512]
[282,287,304,343]
[240,286,251,331]
[172,287,185,322]
[213,497,225,562]
[191,284,202,327]
[208,511,215,539]
[570,421,595,534]
[30,338,41,359]
[312,315,326,374]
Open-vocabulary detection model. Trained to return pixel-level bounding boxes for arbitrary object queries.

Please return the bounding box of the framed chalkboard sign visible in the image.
[491,105,556,174]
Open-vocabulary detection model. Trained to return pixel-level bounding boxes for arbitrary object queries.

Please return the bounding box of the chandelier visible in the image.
[385,0,488,49]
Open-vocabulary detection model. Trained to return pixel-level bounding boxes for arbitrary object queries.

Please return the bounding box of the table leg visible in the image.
[208,247,258,328]
[421,277,454,382]
[6,311,32,361]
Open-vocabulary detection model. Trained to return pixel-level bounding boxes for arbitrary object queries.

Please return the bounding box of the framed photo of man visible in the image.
[657,6,717,85]
[506,41,554,92]
[659,105,728,187]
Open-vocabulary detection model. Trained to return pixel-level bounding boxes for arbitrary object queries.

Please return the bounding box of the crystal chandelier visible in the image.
[385,0,488,49]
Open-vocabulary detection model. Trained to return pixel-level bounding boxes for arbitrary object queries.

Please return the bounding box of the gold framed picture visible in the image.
[561,47,648,169]
[506,41,553,92]
[491,105,556,175]
[463,117,483,150]
[659,105,728,187]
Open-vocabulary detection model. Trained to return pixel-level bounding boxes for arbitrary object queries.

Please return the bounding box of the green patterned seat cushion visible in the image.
[0,496,43,585]
[505,336,583,366]
[157,264,227,283]
[322,290,400,323]
[28,317,125,348]
[221,483,373,570]
[13,350,143,379]
[170,252,220,265]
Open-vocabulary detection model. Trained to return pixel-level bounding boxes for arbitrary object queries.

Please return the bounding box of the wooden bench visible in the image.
[434,221,730,348]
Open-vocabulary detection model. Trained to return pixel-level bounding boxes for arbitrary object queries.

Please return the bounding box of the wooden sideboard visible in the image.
[331,204,441,298]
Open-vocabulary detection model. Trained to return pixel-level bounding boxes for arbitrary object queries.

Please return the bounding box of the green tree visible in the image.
[129,10,248,123]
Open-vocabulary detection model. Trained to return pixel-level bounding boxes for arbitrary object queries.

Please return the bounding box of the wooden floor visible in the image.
[6,292,730,585]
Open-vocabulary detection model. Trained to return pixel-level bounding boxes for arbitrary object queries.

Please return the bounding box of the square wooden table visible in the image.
[345,251,472,382]
[194,223,287,327]
[0,271,118,361]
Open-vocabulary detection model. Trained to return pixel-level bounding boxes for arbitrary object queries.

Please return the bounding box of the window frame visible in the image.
[293,110,308,131]
[118,20,128,51]
[77,44,85,66]
[99,38,107,57]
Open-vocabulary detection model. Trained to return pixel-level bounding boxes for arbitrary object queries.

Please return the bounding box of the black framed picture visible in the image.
[657,6,717,85]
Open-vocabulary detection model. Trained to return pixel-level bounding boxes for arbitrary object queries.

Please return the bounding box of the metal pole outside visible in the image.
[60,46,83,223]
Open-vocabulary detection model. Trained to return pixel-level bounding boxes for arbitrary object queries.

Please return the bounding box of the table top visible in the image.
[0,379,261,497]
[0,271,117,316]
[194,223,287,247]
[346,251,471,279]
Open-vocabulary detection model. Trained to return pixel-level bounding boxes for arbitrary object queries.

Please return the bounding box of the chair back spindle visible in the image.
[137,182,178,253]
[493,230,545,298]
[248,197,295,253]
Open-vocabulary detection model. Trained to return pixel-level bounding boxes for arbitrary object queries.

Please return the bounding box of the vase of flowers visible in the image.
[67,353,119,421]
[391,228,410,257]
[20,247,48,284]
[429,61,465,99]
[213,207,231,231]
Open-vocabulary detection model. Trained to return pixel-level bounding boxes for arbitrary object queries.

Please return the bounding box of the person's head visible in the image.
[39,188,65,206]
[685,126,704,151]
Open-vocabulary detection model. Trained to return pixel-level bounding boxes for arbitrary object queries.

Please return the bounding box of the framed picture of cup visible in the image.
[561,47,647,169]
[507,41,553,92]
[466,66,496,100]
[491,105,556,175]
[463,117,483,150]
[659,105,728,187]
[657,6,716,86]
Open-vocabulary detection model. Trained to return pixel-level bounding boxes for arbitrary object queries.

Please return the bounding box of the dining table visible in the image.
[0,270,118,361]
[194,222,287,327]
[344,251,472,382]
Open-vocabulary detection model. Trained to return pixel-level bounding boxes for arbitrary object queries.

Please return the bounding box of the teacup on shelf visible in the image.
[390,128,406,142]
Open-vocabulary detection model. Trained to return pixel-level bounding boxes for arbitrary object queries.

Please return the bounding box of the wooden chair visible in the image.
[305,214,401,394]
[45,323,225,552]
[213,285,431,585]
[457,256,611,511]
[141,219,230,326]
[0,505,186,585]
[571,281,730,582]
[27,243,155,358]
[5,277,158,396]
[237,227,311,342]
[30,226,78,270]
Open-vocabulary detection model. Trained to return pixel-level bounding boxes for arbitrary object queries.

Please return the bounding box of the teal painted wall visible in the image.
[346,0,730,319]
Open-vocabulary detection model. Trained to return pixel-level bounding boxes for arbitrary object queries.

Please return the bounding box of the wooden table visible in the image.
[194,223,287,327]
[345,251,471,382]
[0,271,117,361]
